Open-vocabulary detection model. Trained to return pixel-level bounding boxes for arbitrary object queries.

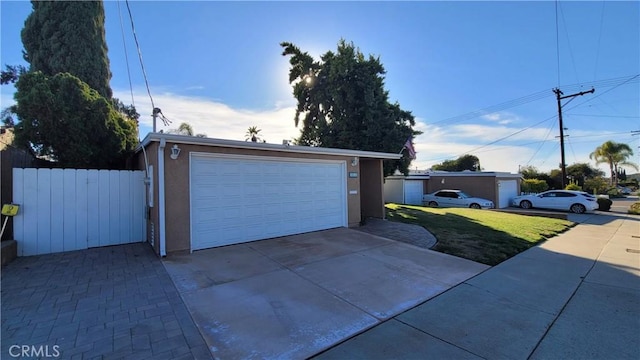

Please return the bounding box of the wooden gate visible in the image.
[12,168,145,256]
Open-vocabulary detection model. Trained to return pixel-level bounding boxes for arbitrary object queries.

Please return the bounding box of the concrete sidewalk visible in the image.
[316,213,640,359]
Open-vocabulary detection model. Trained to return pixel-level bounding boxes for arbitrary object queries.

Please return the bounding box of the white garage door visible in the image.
[498,180,518,208]
[190,154,347,250]
[404,180,424,205]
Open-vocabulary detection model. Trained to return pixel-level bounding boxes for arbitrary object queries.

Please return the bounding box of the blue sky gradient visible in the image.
[1,1,638,173]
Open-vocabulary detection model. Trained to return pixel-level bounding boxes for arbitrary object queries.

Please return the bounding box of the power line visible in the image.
[117,0,135,108]
[563,74,639,113]
[425,74,638,127]
[565,114,639,119]
[555,0,561,86]
[526,119,557,165]
[593,1,606,81]
[124,0,170,127]
[460,116,557,157]
[558,1,581,84]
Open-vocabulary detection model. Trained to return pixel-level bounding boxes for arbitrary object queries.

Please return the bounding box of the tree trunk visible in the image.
[609,162,615,186]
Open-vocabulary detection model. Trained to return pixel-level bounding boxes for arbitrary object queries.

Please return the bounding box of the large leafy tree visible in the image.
[6,0,138,168]
[281,40,420,176]
[432,155,481,171]
[13,72,137,168]
[589,140,638,185]
[21,0,112,98]
[565,163,605,186]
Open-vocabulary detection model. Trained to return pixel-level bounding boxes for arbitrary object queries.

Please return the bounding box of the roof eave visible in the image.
[137,133,403,160]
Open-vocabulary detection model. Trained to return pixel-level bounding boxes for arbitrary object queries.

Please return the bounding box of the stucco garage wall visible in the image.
[360,159,384,219]
[426,175,497,205]
[159,143,361,254]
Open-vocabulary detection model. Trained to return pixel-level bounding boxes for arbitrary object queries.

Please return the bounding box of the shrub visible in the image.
[583,177,608,195]
[565,183,582,191]
[606,188,623,198]
[629,202,640,215]
[597,197,612,212]
[522,179,549,193]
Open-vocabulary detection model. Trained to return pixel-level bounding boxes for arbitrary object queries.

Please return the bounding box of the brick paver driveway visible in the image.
[1,243,212,360]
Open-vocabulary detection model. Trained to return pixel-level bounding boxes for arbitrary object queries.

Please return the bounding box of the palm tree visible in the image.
[167,122,194,136]
[589,141,638,185]
[245,126,262,142]
[166,122,207,137]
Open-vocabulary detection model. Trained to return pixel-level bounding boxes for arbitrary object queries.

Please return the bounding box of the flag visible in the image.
[403,137,416,160]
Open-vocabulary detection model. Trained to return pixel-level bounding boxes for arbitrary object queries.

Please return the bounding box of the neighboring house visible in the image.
[136,133,402,256]
[384,170,522,208]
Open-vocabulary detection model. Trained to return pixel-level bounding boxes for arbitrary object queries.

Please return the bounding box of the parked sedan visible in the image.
[422,189,494,209]
[511,190,598,214]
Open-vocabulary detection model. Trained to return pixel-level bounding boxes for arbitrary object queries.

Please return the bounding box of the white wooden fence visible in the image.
[12,168,146,256]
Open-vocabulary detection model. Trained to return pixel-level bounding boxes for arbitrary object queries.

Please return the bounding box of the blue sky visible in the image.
[1,1,638,174]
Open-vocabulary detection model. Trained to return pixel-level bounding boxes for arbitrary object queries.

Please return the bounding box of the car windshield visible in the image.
[457,191,471,199]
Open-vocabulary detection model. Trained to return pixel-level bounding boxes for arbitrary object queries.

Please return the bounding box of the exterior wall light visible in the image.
[170,144,181,160]
[351,157,359,167]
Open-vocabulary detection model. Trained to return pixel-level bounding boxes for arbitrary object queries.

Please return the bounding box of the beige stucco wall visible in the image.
[360,159,385,219]
[139,142,386,254]
[424,175,522,206]
[426,175,497,204]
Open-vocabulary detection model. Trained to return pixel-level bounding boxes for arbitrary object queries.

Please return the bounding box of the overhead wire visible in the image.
[558,1,581,84]
[563,74,639,113]
[117,0,135,109]
[526,118,557,165]
[424,74,638,166]
[593,1,606,81]
[424,74,637,127]
[565,114,639,119]
[124,0,170,126]
[555,0,561,86]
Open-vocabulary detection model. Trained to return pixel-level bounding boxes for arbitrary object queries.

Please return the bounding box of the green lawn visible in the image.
[385,203,575,266]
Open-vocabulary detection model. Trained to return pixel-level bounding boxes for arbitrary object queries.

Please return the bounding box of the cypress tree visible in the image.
[9,0,138,168]
[21,0,113,98]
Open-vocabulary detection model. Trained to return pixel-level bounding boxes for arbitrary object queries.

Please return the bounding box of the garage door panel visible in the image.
[191,155,347,250]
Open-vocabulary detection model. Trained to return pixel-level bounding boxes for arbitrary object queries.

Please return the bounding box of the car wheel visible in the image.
[520,200,532,209]
[428,201,438,207]
[469,203,481,209]
[570,203,586,214]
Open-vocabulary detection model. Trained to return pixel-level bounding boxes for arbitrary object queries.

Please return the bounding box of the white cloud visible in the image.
[481,112,518,125]
[114,89,301,143]
[449,123,553,142]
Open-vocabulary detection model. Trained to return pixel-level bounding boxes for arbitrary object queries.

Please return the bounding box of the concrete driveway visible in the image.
[162,228,489,359]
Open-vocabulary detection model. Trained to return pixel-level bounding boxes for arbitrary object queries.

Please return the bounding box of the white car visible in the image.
[422,189,494,209]
[511,190,598,214]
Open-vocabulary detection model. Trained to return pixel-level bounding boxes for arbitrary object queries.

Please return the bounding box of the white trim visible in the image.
[189,152,348,251]
[189,151,350,165]
[158,139,167,257]
[138,133,402,160]
[426,171,522,178]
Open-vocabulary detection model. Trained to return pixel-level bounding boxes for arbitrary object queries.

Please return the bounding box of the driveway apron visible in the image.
[162,227,488,359]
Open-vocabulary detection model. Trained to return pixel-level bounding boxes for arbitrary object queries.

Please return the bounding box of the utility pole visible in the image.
[553,87,595,188]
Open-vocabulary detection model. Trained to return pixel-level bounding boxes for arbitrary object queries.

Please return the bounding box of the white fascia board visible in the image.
[137,133,402,160]
[426,171,521,178]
